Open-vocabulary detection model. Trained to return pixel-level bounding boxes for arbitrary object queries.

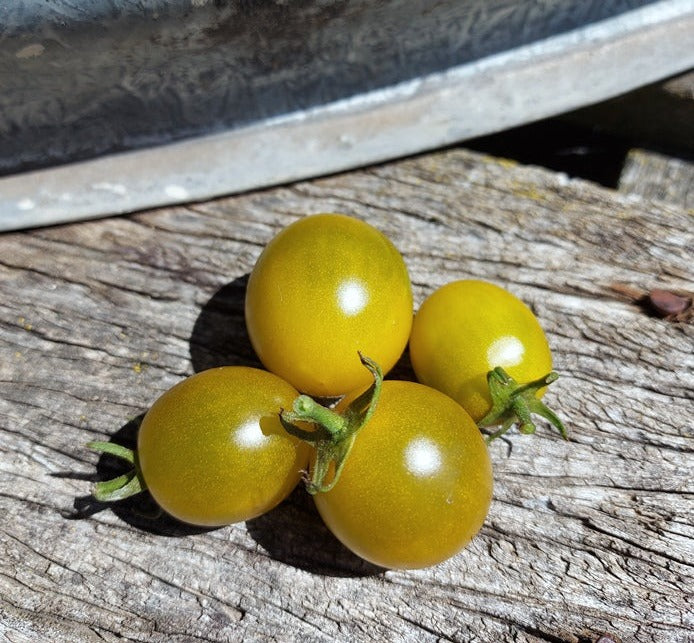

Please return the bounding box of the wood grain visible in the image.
[1,146,692,642]
[619,149,693,209]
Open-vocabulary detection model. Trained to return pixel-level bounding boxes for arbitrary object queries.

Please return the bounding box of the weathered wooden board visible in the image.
[1,145,692,642]
[619,148,694,210]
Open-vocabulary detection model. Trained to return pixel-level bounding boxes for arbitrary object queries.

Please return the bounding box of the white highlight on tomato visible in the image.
[404,437,442,477]
[486,335,525,368]
[234,419,268,449]
[336,279,369,316]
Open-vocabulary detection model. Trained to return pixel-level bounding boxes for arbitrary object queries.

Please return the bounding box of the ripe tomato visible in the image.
[312,380,493,569]
[245,213,413,397]
[136,367,310,526]
[409,280,553,422]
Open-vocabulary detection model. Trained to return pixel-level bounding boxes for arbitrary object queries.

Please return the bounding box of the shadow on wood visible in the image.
[246,486,385,579]
[63,402,384,576]
[67,414,215,537]
[384,345,417,383]
[189,274,263,373]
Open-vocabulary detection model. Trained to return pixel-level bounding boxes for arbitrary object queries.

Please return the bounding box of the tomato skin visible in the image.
[409,280,553,422]
[313,380,492,569]
[137,367,310,527]
[245,214,413,397]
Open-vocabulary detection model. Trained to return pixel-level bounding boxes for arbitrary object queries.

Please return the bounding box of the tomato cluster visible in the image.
[91,213,564,570]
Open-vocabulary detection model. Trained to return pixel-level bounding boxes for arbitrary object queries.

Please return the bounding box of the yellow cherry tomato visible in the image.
[137,367,310,526]
[409,280,553,422]
[313,380,493,569]
[245,213,413,397]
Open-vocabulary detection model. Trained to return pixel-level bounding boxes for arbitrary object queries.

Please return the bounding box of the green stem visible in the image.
[281,353,383,494]
[478,367,567,443]
[87,441,147,501]
[86,440,136,464]
[281,396,347,442]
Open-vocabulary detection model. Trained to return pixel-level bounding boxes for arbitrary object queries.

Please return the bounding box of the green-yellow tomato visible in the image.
[313,380,493,569]
[137,367,310,526]
[245,213,413,397]
[409,280,553,422]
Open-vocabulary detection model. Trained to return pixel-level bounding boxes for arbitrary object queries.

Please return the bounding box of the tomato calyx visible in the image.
[87,441,147,501]
[478,367,567,443]
[280,353,382,495]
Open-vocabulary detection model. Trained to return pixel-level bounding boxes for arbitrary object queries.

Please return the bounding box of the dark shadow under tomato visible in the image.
[189,274,263,373]
[65,414,215,537]
[384,344,417,383]
[66,417,385,572]
[246,486,385,578]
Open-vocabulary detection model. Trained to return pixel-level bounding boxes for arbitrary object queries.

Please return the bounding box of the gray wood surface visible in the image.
[619,148,694,209]
[1,145,692,642]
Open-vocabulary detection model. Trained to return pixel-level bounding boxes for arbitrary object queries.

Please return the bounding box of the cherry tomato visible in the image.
[409,280,553,422]
[313,380,493,569]
[245,213,413,397]
[137,367,310,526]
